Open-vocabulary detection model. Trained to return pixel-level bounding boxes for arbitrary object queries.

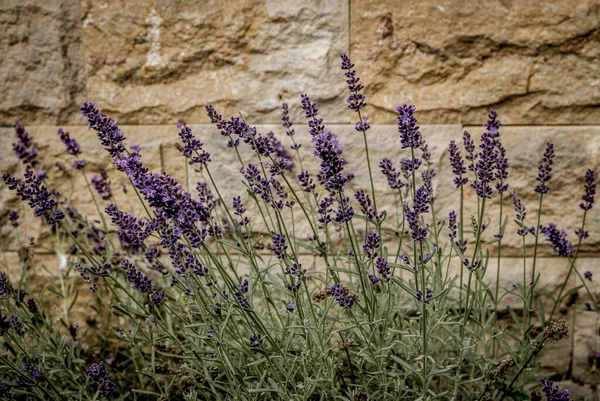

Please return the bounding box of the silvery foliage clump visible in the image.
[0,55,593,401]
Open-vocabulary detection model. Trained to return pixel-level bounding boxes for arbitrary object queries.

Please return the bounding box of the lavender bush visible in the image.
[0,55,594,400]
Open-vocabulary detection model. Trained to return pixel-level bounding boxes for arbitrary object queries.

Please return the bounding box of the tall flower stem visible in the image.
[528,193,544,330]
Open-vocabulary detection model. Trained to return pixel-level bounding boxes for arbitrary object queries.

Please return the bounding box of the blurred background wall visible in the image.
[1,0,600,393]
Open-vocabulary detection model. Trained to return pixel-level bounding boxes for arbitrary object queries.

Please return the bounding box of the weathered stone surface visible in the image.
[80,0,349,125]
[351,0,600,124]
[0,0,86,125]
[0,124,187,252]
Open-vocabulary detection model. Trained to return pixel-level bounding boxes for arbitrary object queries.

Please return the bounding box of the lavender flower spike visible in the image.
[57,128,86,169]
[87,363,116,398]
[535,142,555,194]
[396,105,423,149]
[540,378,571,401]
[13,121,38,167]
[540,223,573,257]
[449,140,468,188]
[580,169,596,211]
[340,53,367,112]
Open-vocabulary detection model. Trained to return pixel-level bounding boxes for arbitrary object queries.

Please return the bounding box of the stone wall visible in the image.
[1,0,600,395]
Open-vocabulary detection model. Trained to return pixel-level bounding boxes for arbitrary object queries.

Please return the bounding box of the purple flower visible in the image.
[396,105,423,149]
[23,354,43,380]
[298,171,317,197]
[10,315,24,337]
[331,283,354,309]
[375,257,391,282]
[92,168,112,200]
[509,190,534,237]
[416,289,433,304]
[87,363,116,398]
[318,197,334,224]
[535,143,555,195]
[7,210,19,228]
[81,102,126,158]
[272,233,287,259]
[281,103,296,138]
[105,204,152,252]
[121,259,163,305]
[379,158,404,189]
[249,331,263,348]
[300,94,325,139]
[540,223,573,257]
[580,169,596,211]
[0,381,14,399]
[334,196,355,224]
[355,190,382,222]
[0,312,10,336]
[286,302,296,312]
[367,269,380,284]
[312,128,348,192]
[0,272,13,296]
[266,131,294,174]
[448,211,457,240]
[232,196,249,227]
[13,121,38,167]
[403,184,431,243]
[340,54,367,112]
[449,140,468,188]
[540,378,571,401]
[575,228,589,239]
[175,123,211,171]
[3,169,63,225]
[72,159,86,170]
[584,271,592,281]
[463,130,476,173]
[363,230,381,259]
[472,116,501,199]
[57,128,84,164]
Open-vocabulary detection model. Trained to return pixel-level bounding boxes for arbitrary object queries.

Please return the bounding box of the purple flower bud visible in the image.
[87,363,116,398]
[540,378,571,401]
[379,158,404,189]
[449,140,468,188]
[13,121,38,167]
[535,143,555,195]
[396,105,423,149]
[540,223,573,257]
[584,271,592,281]
[331,283,354,309]
[175,123,211,171]
[580,169,595,211]
[340,54,367,112]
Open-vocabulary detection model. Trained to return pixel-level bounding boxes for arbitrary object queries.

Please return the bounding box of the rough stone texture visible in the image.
[351,0,600,124]
[80,0,349,125]
[0,0,86,125]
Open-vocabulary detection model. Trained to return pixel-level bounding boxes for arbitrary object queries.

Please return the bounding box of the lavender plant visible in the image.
[0,55,594,401]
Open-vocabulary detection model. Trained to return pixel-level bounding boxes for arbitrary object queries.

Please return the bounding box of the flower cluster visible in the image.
[91,168,112,200]
[540,378,571,401]
[3,169,63,225]
[580,169,596,211]
[449,140,468,188]
[340,54,367,113]
[535,143,555,195]
[57,128,86,169]
[87,363,116,398]
[331,283,354,309]
[13,121,38,167]
[121,259,164,305]
[175,122,211,171]
[81,102,126,158]
[540,224,573,257]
